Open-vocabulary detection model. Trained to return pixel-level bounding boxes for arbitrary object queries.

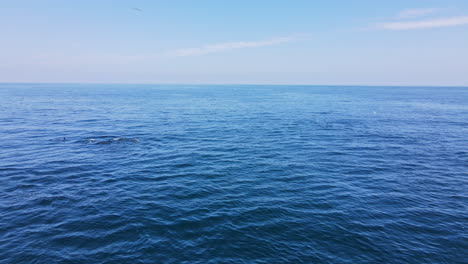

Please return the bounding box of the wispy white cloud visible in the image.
[375,16,468,30]
[397,8,441,19]
[165,36,296,57]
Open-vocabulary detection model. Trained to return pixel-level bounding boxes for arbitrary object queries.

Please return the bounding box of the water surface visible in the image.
[0,84,467,263]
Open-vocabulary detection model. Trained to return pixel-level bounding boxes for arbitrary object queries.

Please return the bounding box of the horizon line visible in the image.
[0,82,467,88]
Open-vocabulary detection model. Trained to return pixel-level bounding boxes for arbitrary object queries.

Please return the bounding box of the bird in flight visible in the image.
[132,7,143,12]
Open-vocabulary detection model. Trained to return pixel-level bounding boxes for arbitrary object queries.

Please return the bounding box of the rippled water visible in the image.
[0,84,467,263]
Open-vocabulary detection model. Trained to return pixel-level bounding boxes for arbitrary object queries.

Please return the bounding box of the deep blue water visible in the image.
[0,84,467,264]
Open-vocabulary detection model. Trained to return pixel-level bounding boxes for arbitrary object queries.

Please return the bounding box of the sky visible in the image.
[1,0,468,86]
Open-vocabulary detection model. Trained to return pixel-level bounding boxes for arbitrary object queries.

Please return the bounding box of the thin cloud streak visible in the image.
[398,8,441,19]
[376,16,468,30]
[165,37,296,57]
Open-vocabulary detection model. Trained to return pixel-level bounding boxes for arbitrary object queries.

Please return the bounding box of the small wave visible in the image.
[86,137,140,144]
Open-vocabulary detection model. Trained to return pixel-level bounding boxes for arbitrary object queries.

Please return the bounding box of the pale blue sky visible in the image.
[1,0,468,85]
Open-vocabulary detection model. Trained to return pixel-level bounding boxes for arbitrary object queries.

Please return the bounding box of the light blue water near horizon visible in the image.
[0,84,467,263]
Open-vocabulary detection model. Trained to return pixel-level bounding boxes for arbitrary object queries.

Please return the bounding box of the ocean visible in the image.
[0,84,466,263]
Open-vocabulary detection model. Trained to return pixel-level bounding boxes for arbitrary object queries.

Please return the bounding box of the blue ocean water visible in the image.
[0,84,467,264]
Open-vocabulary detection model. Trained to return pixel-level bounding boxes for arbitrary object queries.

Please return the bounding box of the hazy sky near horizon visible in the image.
[1,0,468,85]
